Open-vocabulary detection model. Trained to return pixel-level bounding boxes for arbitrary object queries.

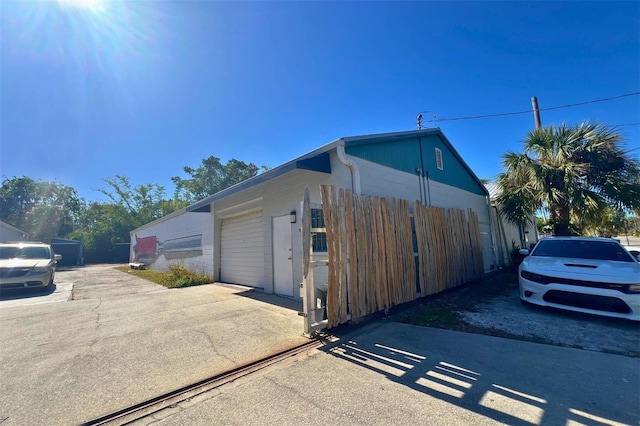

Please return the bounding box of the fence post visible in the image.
[302,186,314,336]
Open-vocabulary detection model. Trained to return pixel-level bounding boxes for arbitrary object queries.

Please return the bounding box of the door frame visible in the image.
[272,215,294,297]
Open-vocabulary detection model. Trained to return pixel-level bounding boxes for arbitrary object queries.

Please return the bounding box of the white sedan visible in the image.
[0,243,61,291]
[519,237,640,321]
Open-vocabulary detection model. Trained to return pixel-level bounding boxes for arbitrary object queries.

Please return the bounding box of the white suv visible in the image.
[0,242,62,291]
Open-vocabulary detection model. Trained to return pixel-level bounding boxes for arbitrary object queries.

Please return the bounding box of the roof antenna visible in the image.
[416,111,437,130]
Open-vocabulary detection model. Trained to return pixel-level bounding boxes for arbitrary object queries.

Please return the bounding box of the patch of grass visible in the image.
[115,264,212,288]
[407,305,466,328]
[398,271,618,349]
[440,271,518,311]
[115,266,168,284]
[400,270,518,330]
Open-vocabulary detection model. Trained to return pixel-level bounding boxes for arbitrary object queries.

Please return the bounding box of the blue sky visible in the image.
[1,1,639,202]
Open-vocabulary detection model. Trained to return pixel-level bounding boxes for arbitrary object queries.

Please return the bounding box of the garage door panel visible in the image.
[221,238,263,246]
[220,257,263,264]
[221,210,264,286]
[219,248,262,256]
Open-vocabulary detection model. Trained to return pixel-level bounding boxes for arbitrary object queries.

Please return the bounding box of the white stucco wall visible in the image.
[130,211,214,276]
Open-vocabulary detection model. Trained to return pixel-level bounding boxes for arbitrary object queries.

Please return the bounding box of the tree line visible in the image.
[0,156,263,263]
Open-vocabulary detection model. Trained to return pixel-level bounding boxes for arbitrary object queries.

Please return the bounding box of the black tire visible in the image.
[44,274,54,292]
[520,298,532,306]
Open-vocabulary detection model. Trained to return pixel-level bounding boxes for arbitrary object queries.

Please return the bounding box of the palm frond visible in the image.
[498,121,638,234]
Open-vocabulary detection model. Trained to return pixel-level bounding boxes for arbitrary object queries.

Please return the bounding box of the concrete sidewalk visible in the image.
[155,322,639,425]
[0,265,307,425]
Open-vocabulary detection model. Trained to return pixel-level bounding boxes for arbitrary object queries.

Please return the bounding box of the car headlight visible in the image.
[628,284,640,293]
[31,266,50,274]
[520,270,547,284]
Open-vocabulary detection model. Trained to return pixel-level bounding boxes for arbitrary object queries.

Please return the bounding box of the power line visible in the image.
[418,92,640,123]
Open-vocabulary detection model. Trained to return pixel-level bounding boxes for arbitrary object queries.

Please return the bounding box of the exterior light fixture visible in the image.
[290,210,297,223]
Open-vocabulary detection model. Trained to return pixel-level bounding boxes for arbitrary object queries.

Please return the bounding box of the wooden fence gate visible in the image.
[302,185,484,334]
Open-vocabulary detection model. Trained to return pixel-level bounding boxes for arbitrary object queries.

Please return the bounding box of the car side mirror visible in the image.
[54,254,62,261]
[518,249,529,256]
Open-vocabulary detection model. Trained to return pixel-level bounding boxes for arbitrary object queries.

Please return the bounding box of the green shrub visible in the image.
[115,264,212,288]
[160,264,212,288]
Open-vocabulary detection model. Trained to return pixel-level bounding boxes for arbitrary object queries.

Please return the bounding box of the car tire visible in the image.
[520,298,532,307]
[44,275,54,292]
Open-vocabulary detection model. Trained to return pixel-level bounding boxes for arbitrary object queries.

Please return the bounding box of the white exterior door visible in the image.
[272,215,293,297]
[220,210,264,286]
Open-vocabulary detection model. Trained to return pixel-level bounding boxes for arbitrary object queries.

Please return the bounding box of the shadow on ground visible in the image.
[0,284,56,301]
[235,289,303,312]
[321,323,639,426]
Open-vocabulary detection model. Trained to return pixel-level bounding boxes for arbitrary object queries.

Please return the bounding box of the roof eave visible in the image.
[185,147,337,213]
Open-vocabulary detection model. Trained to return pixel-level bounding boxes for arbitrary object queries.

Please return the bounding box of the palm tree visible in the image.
[496,122,640,236]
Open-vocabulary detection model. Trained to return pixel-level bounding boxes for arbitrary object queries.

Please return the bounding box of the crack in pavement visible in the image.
[191,329,237,366]
[262,376,345,417]
[87,298,103,353]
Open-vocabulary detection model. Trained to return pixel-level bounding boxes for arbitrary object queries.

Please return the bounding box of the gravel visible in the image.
[459,285,640,357]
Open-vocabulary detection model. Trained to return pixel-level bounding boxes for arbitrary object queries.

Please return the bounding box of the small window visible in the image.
[435,147,443,170]
[311,208,327,252]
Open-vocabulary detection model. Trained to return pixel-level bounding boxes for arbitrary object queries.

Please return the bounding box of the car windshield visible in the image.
[0,246,51,260]
[531,240,634,262]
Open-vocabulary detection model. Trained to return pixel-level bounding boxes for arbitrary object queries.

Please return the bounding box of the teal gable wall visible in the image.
[345,137,422,175]
[345,133,486,196]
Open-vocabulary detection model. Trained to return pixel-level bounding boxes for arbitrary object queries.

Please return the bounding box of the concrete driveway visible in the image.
[146,322,640,425]
[0,265,307,425]
[0,281,73,307]
[2,265,638,425]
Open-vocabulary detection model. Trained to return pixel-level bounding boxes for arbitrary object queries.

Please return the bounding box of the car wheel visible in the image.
[520,298,532,306]
[45,275,54,292]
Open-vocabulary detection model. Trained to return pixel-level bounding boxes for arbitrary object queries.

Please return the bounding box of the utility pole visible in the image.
[519,96,543,248]
[531,96,542,129]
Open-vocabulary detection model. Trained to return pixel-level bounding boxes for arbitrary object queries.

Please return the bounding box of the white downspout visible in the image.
[425,171,432,206]
[337,145,361,194]
[336,144,360,321]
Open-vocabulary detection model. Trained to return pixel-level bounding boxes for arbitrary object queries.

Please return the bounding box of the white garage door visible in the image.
[220,210,264,286]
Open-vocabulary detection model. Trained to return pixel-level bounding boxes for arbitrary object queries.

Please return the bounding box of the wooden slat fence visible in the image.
[413,204,484,296]
[320,186,415,328]
[320,185,483,329]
